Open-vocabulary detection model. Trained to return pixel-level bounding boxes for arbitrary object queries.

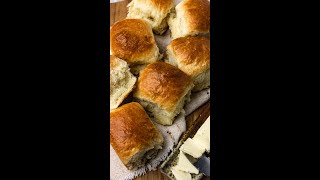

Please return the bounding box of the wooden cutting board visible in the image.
[110,1,210,179]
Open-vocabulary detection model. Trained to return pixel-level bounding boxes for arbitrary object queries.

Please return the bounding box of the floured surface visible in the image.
[110,88,210,180]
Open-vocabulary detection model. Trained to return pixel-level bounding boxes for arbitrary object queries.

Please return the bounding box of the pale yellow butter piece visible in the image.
[193,116,210,152]
[180,138,205,158]
[171,166,192,180]
[175,151,199,174]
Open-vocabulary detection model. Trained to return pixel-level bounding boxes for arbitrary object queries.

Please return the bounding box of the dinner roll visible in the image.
[110,102,164,171]
[166,36,210,91]
[133,62,194,125]
[110,19,161,75]
[168,0,210,39]
[127,0,174,35]
[110,55,137,110]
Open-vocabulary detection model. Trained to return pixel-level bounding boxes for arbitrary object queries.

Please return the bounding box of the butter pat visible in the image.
[193,134,210,153]
[175,151,199,174]
[195,117,210,139]
[193,117,210,152]
[180,138,205,158]
[171,166,191,180]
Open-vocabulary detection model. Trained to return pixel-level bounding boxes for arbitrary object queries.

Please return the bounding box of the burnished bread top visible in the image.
[110,19,160,65]
[169,0,210,39]
[110,102,163,166]
[133,62,194,112]
[180,0,210,33]
[167,36,210,77]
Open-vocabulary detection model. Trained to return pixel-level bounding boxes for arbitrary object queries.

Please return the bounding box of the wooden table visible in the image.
[110,1,210,179]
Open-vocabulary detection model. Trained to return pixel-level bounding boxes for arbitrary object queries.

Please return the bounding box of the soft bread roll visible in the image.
[133,62,194,125]
[127,0,174,35]
[110,102,164,170]
[166,36,210,91]
[168,0,210,39]
[110,55,136,110]
[110,19,161,75]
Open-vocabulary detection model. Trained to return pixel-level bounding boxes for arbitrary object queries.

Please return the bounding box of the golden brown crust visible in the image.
[110,55,118,69]
[182,0,210,33]
[167,36,210,77]
[134,62,193,112]
[110,102,163,166]
[110,19,158,65]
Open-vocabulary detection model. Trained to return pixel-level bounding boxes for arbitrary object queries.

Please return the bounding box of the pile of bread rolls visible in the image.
[110,0,210,172]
